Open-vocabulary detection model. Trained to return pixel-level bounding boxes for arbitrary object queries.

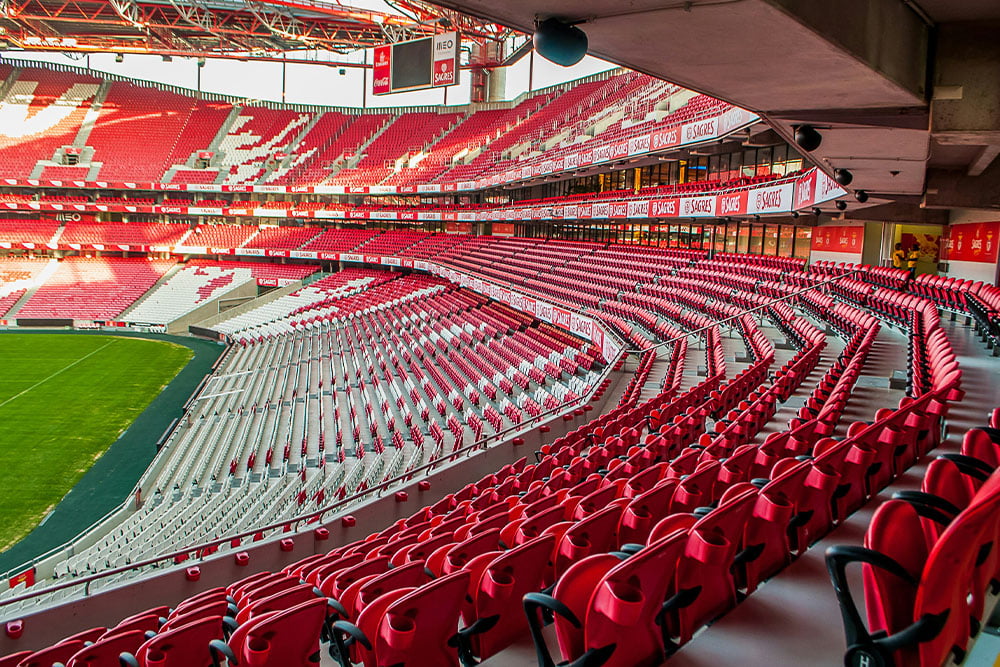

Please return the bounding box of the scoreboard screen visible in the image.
[392,38,433,90]
[373,32,459,96]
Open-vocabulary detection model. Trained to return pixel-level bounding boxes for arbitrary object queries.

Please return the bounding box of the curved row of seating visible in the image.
[1,251,961,666]
[2,230,990,667]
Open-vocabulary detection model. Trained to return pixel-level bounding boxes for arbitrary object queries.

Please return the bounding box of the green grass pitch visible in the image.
[0,334,192,551]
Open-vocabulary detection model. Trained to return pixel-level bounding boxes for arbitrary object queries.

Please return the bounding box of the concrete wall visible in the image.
[943,209,1000,284]
[165,280,260,334]
[189,279,307,331]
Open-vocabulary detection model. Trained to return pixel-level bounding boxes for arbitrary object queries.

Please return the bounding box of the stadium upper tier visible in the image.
[0,62,747,190]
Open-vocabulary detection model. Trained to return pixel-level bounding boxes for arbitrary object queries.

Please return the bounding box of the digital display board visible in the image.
[372,32,460,96]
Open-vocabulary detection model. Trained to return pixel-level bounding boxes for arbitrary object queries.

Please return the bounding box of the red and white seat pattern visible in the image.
[122,263,257,325]
[14,257,174,321]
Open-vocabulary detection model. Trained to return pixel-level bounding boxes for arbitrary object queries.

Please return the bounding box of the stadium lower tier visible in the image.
[0,236,997,667]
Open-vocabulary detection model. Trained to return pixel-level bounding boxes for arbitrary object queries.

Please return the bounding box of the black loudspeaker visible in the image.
[534,18,588,67]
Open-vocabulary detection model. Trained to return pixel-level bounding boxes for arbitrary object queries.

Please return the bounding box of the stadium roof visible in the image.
[428,0,1000,216]
[0,0,516,63]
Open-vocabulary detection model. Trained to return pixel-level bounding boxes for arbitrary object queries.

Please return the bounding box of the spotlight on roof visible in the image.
[533,17,588,67]
[793,124,822,152]
[115,53,124,63]
[791,211,799,219]
[835,200,848,211]
[855,189,869,203]
[834,168,853,186]
[812,207,822,217]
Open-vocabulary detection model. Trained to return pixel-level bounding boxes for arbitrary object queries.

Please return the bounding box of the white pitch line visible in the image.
[0,339,116,409]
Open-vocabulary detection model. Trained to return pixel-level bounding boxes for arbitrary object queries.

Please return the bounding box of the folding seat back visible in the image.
[425,514,467,539]
[962,428,1000,468]
[305,553,364,588]
[740,461,811,594]
[286,554,330,579]
[227,597,331,667]
[672,489,757,642]
[133,616,231,667]
[391,530,453,567]
[239,575,302,608]
[388,519,431,544]
[16,639,86,667]
[827,435,878,519]
[618,478,677,546]
[541,528,690,667]
[116,608,171,629]
[670,460,722,513]
[229,571,282,601]
[172,589,230,617]
[622,462,669,498]
[433,528,502,577]
[517,493,561,520]
[715,444,756,487]
[458,512,509,542]
[829,486,998,667]
[553,504,623,578]
[858,500,932,637]
[468,499,509,525]
[0,652,30,667]
[352,561,430,621]
[466,534,556,660]
[161,599,236,632]
[921,457,976,517]
[571,483,622,520]
[963,470,1000,619]
[503,504,566,548]
[66,629,146,667]
[332,571,471,667]
[236,583,323,624]
[345,535,389,558]
[319,556,389,601]
[664,447,701,479]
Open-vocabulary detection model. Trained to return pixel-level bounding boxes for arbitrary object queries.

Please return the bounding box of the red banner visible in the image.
[943,221,999,263]
[445,222,472,234]
[372,45,391,96]
[492,223,515,236]
[8,568,34,589]
[716,190,747,217]
[810,225,864,253]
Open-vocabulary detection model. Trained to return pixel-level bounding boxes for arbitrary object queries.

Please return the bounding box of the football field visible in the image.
[0,334,192,551]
